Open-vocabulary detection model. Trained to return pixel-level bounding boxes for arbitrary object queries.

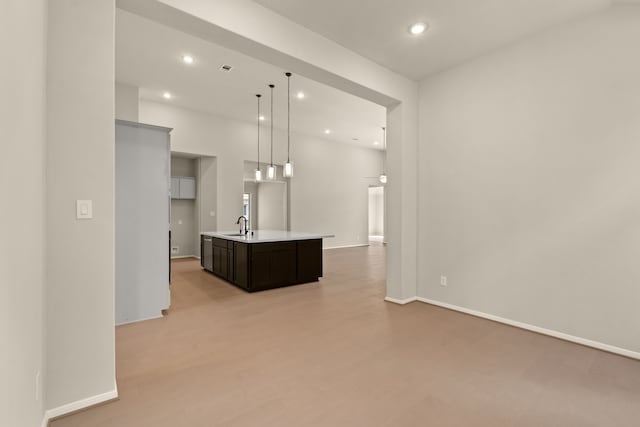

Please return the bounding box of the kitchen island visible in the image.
[200,231,334,292]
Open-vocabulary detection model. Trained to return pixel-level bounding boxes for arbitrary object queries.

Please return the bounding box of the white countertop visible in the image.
[201,230,334,244]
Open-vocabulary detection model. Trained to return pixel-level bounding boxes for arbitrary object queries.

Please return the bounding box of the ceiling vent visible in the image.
[219,64,233,72]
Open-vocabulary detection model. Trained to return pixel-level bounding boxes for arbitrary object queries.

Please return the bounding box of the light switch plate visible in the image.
[76,200,93,219]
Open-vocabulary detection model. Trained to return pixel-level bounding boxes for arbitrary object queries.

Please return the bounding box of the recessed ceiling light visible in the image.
[409,22,427,35]
[163,92,172,99]
[296,91,305,99]
[324,129,331,134]
[373,141,380,145]
[259,115,265,121]
[182,55,194,64]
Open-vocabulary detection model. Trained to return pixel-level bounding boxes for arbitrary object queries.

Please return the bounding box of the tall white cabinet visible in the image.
[115,120,171,325]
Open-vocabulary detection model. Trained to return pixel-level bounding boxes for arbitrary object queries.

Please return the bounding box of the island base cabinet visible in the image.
[212,245,227,278]
[234,242,249,289]
[297,239,323,284]
[250,242,297,292]
[202,237,324,292]
[200,236,231,281]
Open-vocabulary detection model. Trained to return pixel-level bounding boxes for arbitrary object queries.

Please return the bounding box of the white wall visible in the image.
[368,187,384,236]
[258,182,287,230]
[0,1,47,425]
[418,3,640,354]
[289,136,379,247]
[171,157,197,257]
[115,81,139,121]
[171,156,196,177]
[140,101,383,248]
[197,156,218,250]
[46,0,116,411]
[171,200,196,256]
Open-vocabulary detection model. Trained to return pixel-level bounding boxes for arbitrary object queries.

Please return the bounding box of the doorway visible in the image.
[368,186,385,245]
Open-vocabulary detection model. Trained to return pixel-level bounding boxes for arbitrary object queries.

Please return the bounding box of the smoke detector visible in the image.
[219,64,233,72]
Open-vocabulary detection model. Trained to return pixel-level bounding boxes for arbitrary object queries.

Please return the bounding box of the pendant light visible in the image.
[255,94,262,182]
[283,72,294,178]
[379,126,387,184]
[267,84,276,180]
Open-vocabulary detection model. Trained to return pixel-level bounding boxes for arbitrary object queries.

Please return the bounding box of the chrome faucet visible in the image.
[236,216,249,235]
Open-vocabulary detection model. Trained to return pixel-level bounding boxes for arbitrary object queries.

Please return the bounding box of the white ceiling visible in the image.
[115,9,387,150]
[252,0,611,80]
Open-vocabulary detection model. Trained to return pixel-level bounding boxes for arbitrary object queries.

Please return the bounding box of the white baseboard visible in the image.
[171,255,198,259]
[416,297,640,361]
[384,296,418,305]
[42,381,118,425]
[324,244,369,250]
[116,313,163,327]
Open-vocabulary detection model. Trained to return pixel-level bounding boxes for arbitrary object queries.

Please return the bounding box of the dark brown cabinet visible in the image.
[210,237,233,282]
[212,238,227,278]
[201,235,323,292]
[250,242,297,291]
[296,239,323,284]
[233,242,249,289]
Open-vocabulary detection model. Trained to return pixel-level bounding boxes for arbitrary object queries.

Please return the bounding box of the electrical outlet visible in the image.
[178,219,183,225]
[76,200,93,219]
[171,246,179,254]
[440,275,448,287]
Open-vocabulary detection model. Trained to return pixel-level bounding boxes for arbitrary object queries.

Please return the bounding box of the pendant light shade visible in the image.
[283,72,294,178]
[267,84,276,180]
[267,166,276,180]
[255,94,262,182]
[284,162,293,178]
[379,126,387,184]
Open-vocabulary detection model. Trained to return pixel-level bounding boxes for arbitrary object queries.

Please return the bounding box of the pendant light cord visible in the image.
[286,72,291,163]
[269,84,274,167]
[256,94,261,169]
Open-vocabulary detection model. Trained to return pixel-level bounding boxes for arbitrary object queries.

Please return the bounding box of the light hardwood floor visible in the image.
[52,245,640,426]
